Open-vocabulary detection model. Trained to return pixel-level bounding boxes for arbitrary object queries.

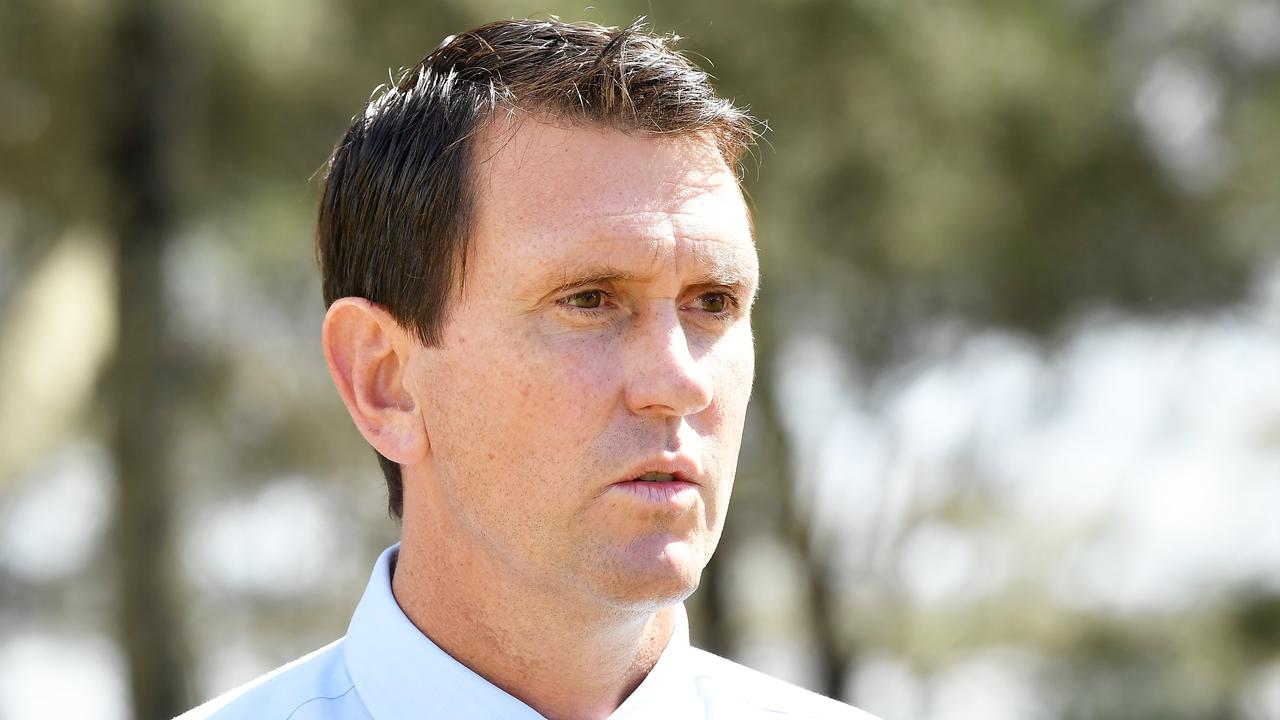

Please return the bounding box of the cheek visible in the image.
[433,328,621,468]
[706,326,756,421]
[519,333,622,444]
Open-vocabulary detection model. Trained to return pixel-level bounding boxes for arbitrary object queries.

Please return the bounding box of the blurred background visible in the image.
[2,0,1279,718]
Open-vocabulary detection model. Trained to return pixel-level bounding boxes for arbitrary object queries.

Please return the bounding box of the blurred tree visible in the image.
[101,0,192,716]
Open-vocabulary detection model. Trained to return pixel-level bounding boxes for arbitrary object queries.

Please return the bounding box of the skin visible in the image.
[322,118,759,719]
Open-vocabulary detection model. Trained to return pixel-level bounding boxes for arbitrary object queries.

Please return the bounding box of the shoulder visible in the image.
[685,647,882,720]
[174,638,369,720]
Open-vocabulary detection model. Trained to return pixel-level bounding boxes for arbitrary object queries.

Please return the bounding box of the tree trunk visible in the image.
[752,362,849,698]
[753,310,850,700]
[103,1,191,717]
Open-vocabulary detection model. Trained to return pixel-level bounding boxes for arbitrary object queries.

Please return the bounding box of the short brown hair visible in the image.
[316,17,757,519]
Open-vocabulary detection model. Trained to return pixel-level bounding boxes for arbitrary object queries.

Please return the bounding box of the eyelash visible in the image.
[558,290,741,322]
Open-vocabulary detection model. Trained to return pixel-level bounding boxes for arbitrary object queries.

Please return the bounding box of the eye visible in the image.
[693,293,734,314]
[564,290,605,309]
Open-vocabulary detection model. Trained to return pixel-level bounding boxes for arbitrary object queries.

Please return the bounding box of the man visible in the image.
[179,18,875,720]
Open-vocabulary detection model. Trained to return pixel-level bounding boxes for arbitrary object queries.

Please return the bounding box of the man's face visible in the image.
[404,119,758,609]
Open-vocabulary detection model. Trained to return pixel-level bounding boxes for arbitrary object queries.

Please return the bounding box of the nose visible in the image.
[623,308,714,418]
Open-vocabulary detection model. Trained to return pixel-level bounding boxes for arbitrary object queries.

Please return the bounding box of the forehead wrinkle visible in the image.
[677,241,759,304]
[524,230,756,303]
[557,183,749,242]
[554,206,756,277]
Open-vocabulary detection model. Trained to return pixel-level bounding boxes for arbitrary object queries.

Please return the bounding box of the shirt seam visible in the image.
[283,683,357,720]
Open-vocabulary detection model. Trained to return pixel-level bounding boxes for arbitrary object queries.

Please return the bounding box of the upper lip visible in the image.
[614,454,703,486]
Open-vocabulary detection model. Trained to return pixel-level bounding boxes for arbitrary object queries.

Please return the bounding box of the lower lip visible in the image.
[610,480,701,505]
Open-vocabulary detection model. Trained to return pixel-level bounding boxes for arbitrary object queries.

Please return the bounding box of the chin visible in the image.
[599,576,700,614]
[596,536,706,610]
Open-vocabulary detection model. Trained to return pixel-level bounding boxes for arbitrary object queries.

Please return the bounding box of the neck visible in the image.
[393,510,678,720]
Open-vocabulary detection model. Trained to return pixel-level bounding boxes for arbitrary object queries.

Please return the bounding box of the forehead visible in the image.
[466,118,756,282]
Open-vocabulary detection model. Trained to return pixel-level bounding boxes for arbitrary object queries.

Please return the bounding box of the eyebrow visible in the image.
[544,268,645,299]
[535,262,759,306]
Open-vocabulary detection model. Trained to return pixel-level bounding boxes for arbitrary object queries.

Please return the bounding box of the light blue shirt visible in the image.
[177,544,875,719]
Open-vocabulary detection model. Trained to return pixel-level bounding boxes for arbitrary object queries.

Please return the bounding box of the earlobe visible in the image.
[321,298,429,465]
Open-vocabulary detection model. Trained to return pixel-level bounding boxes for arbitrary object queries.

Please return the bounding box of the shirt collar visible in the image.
[343,543,701,720]
[344,544,544,719]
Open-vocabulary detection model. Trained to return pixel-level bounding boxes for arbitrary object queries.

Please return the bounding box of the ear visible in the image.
[322,298,429,465]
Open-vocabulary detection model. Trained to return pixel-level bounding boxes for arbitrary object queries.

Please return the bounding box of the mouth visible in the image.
[635,471,679,483]
[610,460,703,505]
[614,465,701,488]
